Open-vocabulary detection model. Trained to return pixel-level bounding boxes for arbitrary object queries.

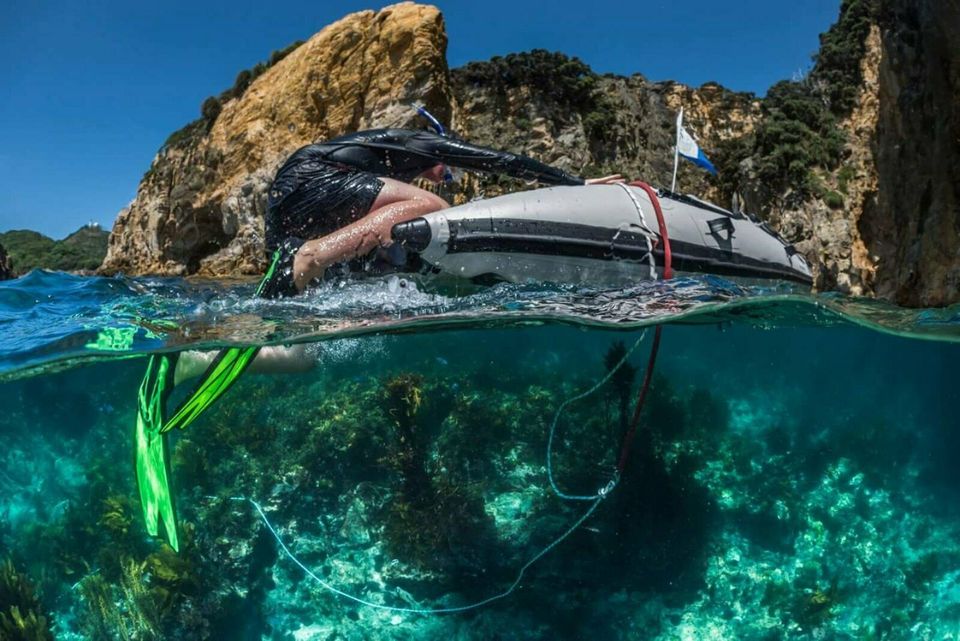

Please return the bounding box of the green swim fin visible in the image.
[161,346,261,434]
[136,354,180,552]
[135,247,288,549]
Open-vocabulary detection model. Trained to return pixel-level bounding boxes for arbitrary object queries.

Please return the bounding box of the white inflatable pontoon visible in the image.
[391,184,812,286]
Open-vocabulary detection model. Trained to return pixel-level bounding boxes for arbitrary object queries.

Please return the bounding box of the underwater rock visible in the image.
[4,326,960,639]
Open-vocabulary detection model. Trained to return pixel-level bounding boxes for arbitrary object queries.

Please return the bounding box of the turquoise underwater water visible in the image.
[0,269,959,640]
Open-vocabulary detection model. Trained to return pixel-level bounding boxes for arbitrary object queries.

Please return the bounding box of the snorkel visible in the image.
[414,103,455,183]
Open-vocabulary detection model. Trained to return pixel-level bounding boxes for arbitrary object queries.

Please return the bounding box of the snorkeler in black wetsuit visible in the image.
[134,129,623,550]
[262,128,624,297]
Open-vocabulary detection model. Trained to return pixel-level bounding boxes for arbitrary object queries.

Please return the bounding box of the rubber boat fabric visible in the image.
[135,183,809,552]
[266,128,583,255]
[391,183,811,286]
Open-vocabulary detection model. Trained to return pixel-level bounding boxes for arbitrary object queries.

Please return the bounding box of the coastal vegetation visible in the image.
[453,49,618,143]
[0,225,108,275]
[713,0,879,210]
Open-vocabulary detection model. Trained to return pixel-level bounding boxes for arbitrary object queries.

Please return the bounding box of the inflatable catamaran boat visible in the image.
[391,183,812,286]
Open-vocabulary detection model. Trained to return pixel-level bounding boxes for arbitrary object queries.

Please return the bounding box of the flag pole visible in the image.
[671,107,682,193]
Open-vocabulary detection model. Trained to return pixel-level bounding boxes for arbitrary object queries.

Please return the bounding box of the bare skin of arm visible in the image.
[585,174,625,185]
[290,170,625,291]
[292,170,450,291]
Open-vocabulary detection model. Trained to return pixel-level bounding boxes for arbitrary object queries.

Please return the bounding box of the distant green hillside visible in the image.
[0,225,109,274]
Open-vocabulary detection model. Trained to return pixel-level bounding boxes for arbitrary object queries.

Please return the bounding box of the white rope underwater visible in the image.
[224,329,646,615]
[546,329,647,500]
[233,494,605,615]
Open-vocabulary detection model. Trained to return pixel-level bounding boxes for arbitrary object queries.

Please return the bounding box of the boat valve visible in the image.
[391,218,432,252]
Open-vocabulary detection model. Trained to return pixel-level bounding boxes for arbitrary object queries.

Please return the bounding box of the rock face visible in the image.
[101,1,960,307]
[865,0,960,306]
[449,52,759,204]
[758,0,960,306]
[101,3,451,276]
[757,24,884,298]
[0,244,12,280]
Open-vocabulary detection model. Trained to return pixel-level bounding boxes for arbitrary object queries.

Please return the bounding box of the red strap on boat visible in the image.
[616,181,671,474]
[631,181,672,280]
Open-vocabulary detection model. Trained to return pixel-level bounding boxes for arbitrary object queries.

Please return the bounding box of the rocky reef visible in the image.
[1,326,959,639]
[99,0,960,306]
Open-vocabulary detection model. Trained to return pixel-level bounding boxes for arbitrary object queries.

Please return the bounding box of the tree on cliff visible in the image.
[0,226,109,275]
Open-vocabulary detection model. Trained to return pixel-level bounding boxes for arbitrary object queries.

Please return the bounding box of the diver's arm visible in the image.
[291,186,447,290]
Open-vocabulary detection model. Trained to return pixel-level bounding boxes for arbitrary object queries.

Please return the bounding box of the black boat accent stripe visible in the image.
[450,218,653,248]
[445,218,812,285]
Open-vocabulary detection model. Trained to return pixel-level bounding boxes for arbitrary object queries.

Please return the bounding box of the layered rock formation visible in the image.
[449,52,759,203]
[866,0,960,306]
[101,0,960,307]
[734,0,960,306]
[101,3,451,276]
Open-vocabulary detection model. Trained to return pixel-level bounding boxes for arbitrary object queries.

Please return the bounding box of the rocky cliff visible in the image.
[867,0,960,306]
[101,3,451,276]
[0,244,12,281]
[715,0,960,306]
[101,0,960,307]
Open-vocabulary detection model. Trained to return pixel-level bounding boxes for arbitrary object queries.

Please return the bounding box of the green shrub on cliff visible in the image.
[161,39,304,152]
[455,49,618,140]
[713,0,878,211]
[232,69,253,96]
[457,50,599,110]
[813,0,879,115]
[823,190,845,209]
[753,80,845,196]
[201,96,222,124]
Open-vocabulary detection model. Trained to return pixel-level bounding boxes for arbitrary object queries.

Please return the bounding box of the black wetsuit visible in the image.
[265,128,584,253]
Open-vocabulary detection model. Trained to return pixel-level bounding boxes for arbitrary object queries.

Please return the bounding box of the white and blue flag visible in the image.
[675,109,717,175]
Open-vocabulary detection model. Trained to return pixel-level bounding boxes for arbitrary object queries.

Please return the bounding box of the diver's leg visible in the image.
[174,345,315,385]
[291,178,448,291]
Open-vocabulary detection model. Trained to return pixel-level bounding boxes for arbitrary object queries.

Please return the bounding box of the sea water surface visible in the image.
[1,269,958,640]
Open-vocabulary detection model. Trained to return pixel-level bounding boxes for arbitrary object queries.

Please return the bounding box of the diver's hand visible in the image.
[585,174,625,185]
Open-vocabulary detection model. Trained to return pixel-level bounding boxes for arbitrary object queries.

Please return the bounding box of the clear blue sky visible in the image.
[0,0,840,238]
